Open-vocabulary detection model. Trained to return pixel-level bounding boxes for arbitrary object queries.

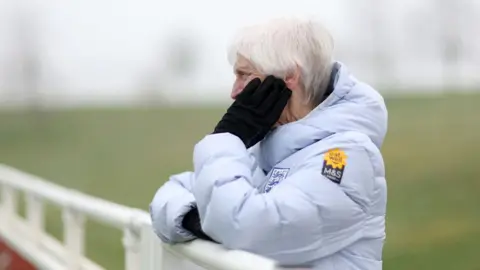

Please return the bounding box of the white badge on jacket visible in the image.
[264,167,290,193]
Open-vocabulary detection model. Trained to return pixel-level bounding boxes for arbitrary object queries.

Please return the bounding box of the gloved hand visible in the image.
[181,206,215,242]
[213,76,292,148]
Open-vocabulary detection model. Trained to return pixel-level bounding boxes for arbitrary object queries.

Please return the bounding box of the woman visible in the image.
[150,17,388,270]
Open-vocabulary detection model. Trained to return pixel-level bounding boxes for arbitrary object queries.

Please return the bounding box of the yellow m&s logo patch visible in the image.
[322,148,347,183]
[325,148,347,169]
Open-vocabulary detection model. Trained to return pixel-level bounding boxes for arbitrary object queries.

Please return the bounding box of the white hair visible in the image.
[227,17,335,105]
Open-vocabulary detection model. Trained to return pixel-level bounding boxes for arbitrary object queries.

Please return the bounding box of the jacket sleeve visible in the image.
[149,171,196,243]
[192,133,373,266]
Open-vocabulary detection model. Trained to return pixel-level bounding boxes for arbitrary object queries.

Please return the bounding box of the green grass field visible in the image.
[1,93,479,270]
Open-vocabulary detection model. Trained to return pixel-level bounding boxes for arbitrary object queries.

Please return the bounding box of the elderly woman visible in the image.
[150,17,388,269]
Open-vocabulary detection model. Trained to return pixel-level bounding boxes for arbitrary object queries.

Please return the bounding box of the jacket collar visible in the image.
[257,62,353,171]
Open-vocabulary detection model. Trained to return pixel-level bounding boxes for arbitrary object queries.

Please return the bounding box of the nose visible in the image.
[230,83,243,100]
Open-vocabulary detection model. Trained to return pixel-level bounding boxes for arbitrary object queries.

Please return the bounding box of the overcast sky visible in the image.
[0,0,478,105]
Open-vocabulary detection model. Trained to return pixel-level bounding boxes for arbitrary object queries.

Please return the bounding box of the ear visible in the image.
[284,67,301,91]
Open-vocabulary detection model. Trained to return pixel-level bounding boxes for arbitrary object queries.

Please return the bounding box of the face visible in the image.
[231,55,311,126]
[231,55,265,99]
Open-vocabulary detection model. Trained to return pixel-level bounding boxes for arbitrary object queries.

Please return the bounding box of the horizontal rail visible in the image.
[164,240,277,270]
[0,164,150,230]
[0,164,279,270]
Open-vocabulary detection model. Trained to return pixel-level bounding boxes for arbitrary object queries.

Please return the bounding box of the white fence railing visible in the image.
[0,164,279,270]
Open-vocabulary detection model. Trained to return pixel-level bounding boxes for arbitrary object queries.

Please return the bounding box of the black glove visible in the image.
[181,206,215,242]
[213,76,292,148]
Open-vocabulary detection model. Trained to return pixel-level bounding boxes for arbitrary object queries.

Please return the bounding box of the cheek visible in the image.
[275,100,291,126]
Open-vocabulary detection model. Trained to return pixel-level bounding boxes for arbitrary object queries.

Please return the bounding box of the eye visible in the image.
[235,70,250,78]
[239,73,251,80]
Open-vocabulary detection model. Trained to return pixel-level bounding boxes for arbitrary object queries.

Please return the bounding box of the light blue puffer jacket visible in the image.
[150,62,388,269]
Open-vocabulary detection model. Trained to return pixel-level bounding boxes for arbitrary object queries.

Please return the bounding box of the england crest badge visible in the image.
[264,168,290,193]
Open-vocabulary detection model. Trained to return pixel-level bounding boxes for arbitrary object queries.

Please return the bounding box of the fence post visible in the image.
[0,185,18,228]
[123,226,141,270]
[161,249,189,270]
[137,223,157,270]
[62,207,85,270]
[137,222,183,270]
[26,193,44,245]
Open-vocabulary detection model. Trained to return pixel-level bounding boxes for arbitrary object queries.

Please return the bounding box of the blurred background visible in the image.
[0,0,479,269]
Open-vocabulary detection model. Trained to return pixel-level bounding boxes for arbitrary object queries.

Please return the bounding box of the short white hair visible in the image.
[227,17,335,105]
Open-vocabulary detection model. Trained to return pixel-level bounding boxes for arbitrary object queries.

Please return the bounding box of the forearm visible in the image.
[149,172,196,243]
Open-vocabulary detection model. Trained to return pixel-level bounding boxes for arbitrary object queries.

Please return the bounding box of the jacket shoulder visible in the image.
[295,131,382,165]
[290,131,386,215]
